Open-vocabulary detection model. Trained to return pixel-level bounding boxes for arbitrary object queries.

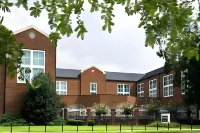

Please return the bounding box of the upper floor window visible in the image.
[163,74,173,97]
[149,79,157,97]
[17,49,45,83]
[117,84,130,95]
[90,83,97,95]
[137,83,144,97]
[56,81,67,95]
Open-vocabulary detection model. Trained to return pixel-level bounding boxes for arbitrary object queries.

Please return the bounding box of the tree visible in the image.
[93,103,108,123]
[121,102,134,119]
[22,73,62,125]
[147,100,161,120]
[1,0,200,74]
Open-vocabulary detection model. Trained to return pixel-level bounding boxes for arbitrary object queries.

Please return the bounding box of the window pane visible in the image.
[164,87,168,96]
[56,82,59,90]
[33,51,44,66]
[22,51,30,65]
[33,68,44,77]
[169,86,173,96]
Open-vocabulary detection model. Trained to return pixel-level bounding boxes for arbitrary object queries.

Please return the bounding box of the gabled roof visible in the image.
[106,72,144,81]
[81,65,106,74]
[56,68,81,78]
[14,25,49,37]
[139,67,164,80]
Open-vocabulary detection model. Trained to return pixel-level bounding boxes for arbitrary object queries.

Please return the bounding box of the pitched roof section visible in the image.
[56,68,81,78]
[106,72,144,81]
[14,25,49,37]
[81,65,106,74]
[56,68,144,81]
[139,67,164,80]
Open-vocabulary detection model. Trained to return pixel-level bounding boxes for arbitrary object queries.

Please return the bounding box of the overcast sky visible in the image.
[2,3,165,74]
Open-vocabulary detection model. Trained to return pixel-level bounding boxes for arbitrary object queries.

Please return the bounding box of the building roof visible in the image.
[56,68,144,81]
[56,68,81,78]
[139,67,164,80]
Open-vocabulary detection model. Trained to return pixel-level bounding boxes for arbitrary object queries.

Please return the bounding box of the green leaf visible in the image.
[35,84,41,89]
[0,16,4,24]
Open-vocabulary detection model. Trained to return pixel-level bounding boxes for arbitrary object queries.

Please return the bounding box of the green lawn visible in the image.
[0,125,200,132]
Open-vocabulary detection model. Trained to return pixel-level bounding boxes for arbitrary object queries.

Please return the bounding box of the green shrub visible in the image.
[147,121,179,128]
[47,116,67,126]
[0,114,28,126]
[67,119,84,126]
[88,120,95,126]
[22,73,62,125]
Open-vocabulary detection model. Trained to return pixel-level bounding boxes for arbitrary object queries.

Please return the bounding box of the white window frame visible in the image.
[56,81,67,95]
[163,74,173,97]
[137,83,144,97]
[90,83,97,95]
[17,49,45,83]
[117,84,130,95]
[149,79,157,97]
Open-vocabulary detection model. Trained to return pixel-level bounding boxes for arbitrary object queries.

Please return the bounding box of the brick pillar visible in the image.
[64,108,68,120]
[111,108,116,125]
[87,108,91,123]
[134,108,139,125]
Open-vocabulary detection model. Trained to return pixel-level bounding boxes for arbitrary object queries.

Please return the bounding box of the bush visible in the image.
[0,114,28,126]
[88,120,95,126]
[147,121,180,128]
[67,119,84,126]
[47,116,67,126]
[22,73,62,125]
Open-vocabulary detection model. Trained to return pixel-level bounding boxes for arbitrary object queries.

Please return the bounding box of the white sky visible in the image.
[2,2,165,74]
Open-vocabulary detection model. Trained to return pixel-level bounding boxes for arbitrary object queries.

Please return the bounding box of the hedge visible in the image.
[147,121,180,128]
[67,119,84,126]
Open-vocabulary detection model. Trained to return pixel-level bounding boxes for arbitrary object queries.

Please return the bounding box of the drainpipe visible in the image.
[158,74,161,99]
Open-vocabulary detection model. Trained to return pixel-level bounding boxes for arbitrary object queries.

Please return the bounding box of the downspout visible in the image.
[3,60,6,114]
[158,74,161,99]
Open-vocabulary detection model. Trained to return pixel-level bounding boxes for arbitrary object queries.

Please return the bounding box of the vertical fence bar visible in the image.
[92,125,93,132]
[120,124,121,132]
[28,123,30,132]
[131,124,133,131]
[191,124,192,130]
[157,122,158,131]
[180,123,181,130]
[62,124,63,132]
[168,122,169,130]
[10,124,12,133]
[145,124,146,131]
[106,124,107,132]
[77,122,78,132]
[45,124,46,132]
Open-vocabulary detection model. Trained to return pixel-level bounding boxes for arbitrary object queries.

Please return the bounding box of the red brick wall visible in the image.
[80,67,106,95]
[56,78,80,95]
[106,81,136,96]
[5,28,56,114]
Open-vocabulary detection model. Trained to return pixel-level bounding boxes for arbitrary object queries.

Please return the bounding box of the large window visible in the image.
[17,49,45,83]
[163,74,173,97]
[149,79,157,97]
[137,83,144,97]
[117,84,130,95]
[90,83,97,95]
[56,81,67,95]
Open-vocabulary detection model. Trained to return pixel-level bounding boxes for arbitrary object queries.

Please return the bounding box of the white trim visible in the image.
[137,83,144,97]
[149,79,157,97]
[56,81,67,95]
[117,84,130,95]
[14,25,48,37]
[17,49,45,83]
[81,65,106,74]
[163,74,173,97]
[90,82,97,95]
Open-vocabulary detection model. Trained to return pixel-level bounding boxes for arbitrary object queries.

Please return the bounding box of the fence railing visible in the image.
[67,116,87,120]
[115,116,135,120]
[91,116,111,120]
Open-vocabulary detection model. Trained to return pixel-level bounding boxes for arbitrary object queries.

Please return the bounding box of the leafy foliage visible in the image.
[67,119,84,126]
[0,114,28,126]
[47,116,67,126]
[93,103,108,117]
[121,102,134,116]
[88,120,95,126]
[22,73,62,125]
[147,121,180,128]
[147,100,161,115]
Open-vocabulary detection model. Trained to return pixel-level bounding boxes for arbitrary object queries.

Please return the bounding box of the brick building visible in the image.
[0,26,192,124]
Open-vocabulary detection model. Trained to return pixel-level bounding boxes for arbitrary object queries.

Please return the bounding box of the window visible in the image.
[56,81,67,95]
[17,49,45,83]
[163,74,173,97]
[149,79,157,97]
[90,83,97,95]
[117,84,130,95]
[137,83,144,97]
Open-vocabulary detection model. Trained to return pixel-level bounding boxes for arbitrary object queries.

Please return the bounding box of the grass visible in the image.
[0,125,200,132]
